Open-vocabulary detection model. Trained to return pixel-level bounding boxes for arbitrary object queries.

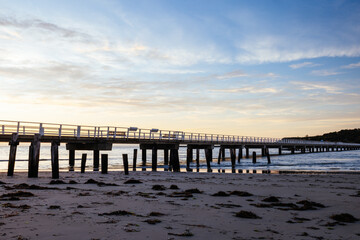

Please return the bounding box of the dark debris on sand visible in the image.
[84,179,118,186]
[212,191,230,197]
[143,219,162,224]
[262,196,280,202]
[2,203,31,210]
[235,210,261,219]
[124,179,142,184]
[168,229,194,237]
[330,213,358,223]
[152,185,166,191]
[169,185,179,190]
[5,183,58,190]
[0,191,35,201]
[99,210,136,216]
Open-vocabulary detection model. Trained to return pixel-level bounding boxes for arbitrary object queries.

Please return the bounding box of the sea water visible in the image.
[0,143,359,172]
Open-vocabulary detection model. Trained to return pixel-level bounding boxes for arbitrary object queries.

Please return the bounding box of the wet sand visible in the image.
[0,171,359,240]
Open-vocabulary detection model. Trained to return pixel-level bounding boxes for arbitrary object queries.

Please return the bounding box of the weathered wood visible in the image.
[81,153,87,173]
[261,147,266,156]
[205,149,212,172]
[237,147,242,163]
[186,147,192,171]
[66,142,112,151]
[123,154,129,175]
[252,151,256,164]
[196,148,200,167]
[245,147,249,158]
[7,133,19,176]
[152,145,157,171]
[28,134,41,178]
[170,149,180,172]
[266,148,271,164]
[133,149,137,171]
[278,147,282,155]
[69,149,75,171]
[140,143,179,150]
[142,149,146,166]
[93,150,100,171]
[51,141,60,179]
[164,149,169,165]
[217,147,222,164]
[101,154,108,174]
[221,147,225,162]
[230,148,236,168]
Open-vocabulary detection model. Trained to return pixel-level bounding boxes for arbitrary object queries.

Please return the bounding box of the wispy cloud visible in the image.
[291,81,342,94]
[211,86,279,94]
[289,62,321,69]
[311,69,342,76]
[215,70,248,80]
[341,61,360,69]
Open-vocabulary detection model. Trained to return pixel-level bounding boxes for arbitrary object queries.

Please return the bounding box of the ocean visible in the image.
[1,143,360,172]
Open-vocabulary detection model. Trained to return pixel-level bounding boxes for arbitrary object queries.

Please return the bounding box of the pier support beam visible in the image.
[186,147,193,171]
[205,148,212,172]
[252,151,256,164]
[69,150,75,171]
[261,147,266,157]
[7,133,19,177]
[28,134,41,178]
[93,150,100,171]
[217,147,222,164]
[230,148,236,168]
[51,141,60,179]
[170,149,180,172]
[142,149,146,166]
[164,149,169,166]
[81,153,87,173]
[278,146,282,155]
[291,148,295,154]
[237,147,242,163]
[245,147,250,158]
[101,154,108,174]
[196,149,200,167]
[266,148,271,164]
[152,145,157,171]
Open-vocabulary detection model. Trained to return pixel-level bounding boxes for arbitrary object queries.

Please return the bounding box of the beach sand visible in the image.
[0,171,359,240]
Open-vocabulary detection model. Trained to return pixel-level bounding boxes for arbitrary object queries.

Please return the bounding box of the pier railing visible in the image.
[1,120,359,146]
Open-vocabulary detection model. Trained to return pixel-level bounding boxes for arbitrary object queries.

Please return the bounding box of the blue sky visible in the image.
[0,0,359,137]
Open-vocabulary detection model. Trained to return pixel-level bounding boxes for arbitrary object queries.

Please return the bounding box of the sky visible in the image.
[0,0,359,138]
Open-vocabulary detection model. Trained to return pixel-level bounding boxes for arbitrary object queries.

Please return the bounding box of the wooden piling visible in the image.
[186,147,192,171]
[93,150,100,171]
[237,147,242,163]
[278,146,282,155]
[164,149,169,165]
[266,148,271,164]
[69,150,75,171]
[221,147,225,162]
[252,151,256,164]
[28,134,41,178]
[261,147,266,157]
[246,147,250,158]
[217,147,222,164]
[123,154,129,175]
[101,154,108,174]
[81,153,87,173]
[170,149,180,172]
[133,149,137,171]
[196,148,200,166]
[152,145,157,171]
[7,133,19,176]
[205,148,212,172]
[51,141,60,179]
[142,149,146,166]
[230,148,236,168]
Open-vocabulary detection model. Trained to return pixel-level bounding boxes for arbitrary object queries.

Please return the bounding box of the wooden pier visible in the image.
[1,120,360,178]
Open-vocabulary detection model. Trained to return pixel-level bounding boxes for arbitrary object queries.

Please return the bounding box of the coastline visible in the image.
[1,171,359,239]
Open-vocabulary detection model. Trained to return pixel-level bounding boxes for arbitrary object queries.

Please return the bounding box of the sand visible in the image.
[0,171,359,240]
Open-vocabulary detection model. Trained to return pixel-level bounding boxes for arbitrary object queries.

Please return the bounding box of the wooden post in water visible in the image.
[93,150,100,171]
[186,147,192,171]
[142,149,146,166]
[266,148,271,164]
[69,150,75,171]
[291,148,295,154]
[164,149,169,165]
[252,151,256,164]
[81,153,87,173]
[278,146,282,155]
[133,149,137,171]
[28,134,41,178]
[101,154,108,174]
[230,148,236,168]
[171,149,180,172]
[51,141,60,179]
[7,133,19,176]
[245,147,250,158]
[205,148,212,172]
[123,154,129,175]
[261,147,266,157]
[196,149,200,166]
[237,147,242,163]
[152,145,157,171]
[221,147,225,162]
[217,147,222,164]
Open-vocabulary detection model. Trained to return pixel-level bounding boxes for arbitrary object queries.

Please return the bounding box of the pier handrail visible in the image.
[1,120,360,147]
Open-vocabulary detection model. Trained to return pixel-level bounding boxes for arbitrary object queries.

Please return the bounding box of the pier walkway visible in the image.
[1,120,359,178]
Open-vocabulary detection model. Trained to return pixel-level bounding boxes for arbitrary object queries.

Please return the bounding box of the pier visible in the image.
[1,120,360,178]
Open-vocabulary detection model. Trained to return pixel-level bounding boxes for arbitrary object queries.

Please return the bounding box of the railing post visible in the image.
[77,126,81,138]
[2,125,4,134]
[23,126,25,135]
[17,122,20,134]
[39,123,44,136]
[138,129,141,139]
[59,125,62,138]
[94,127,97,138]
[107,127,109,139]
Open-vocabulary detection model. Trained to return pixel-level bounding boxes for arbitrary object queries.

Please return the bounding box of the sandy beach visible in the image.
[0,171,359,240]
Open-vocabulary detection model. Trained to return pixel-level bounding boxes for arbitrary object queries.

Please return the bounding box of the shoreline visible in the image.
[1,171,359,239]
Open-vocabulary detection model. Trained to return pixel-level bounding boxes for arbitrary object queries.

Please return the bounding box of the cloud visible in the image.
[291,81,342,94]
[311,69,342,76]
[215,70,248,80]
[0,16,92,40]
[211,86,279,94]
[341,61,360,69]
[289,62,321,69]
